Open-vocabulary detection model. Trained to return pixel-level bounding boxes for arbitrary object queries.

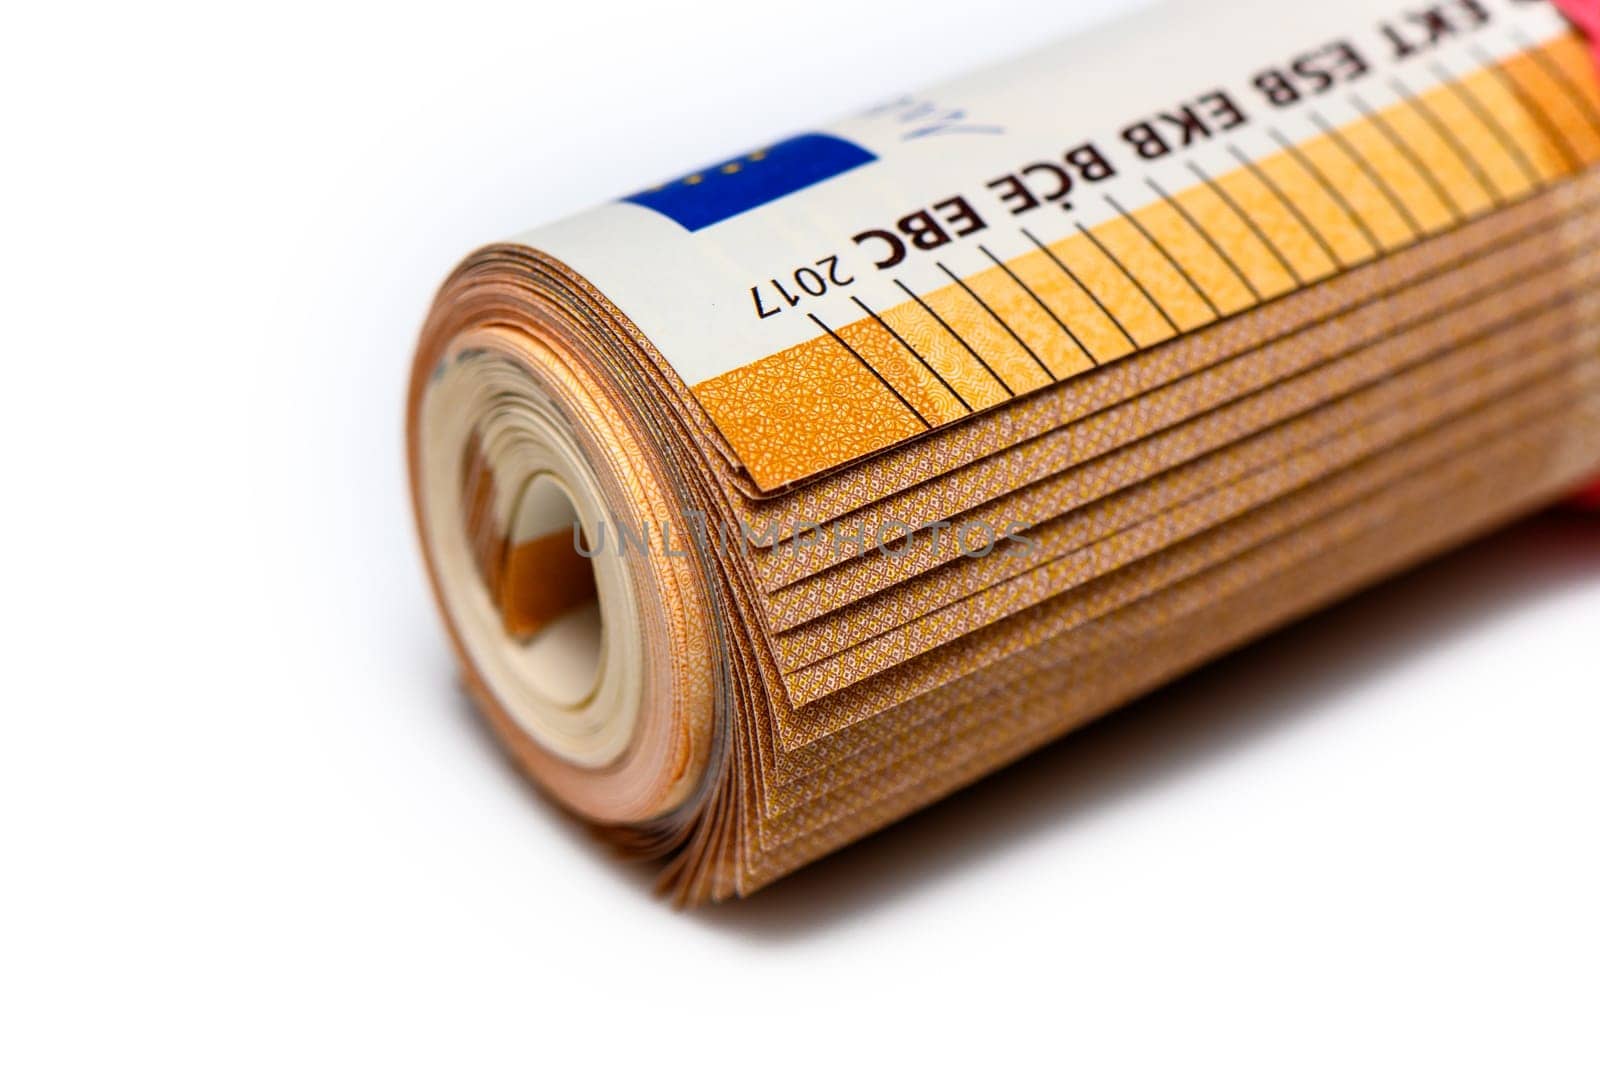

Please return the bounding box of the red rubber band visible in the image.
[1553,0,1600,53]
[1553,0,1600,506]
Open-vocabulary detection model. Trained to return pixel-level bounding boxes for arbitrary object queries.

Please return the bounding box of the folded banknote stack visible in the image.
[408,0,1600,903]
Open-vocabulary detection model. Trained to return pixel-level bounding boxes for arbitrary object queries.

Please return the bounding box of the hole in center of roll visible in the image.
[502,474,603,706]
[461,447,604,708]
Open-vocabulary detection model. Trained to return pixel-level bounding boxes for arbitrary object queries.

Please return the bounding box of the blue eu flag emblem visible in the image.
[623,133,877,232]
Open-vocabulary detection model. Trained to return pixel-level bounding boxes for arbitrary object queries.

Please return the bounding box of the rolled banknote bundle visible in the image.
[408,0,1600,903]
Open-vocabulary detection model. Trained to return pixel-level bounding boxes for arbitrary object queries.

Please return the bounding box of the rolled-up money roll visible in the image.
[409,0,1600,903]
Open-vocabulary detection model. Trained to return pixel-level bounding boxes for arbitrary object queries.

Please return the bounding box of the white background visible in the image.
[3,1,1598,1065]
